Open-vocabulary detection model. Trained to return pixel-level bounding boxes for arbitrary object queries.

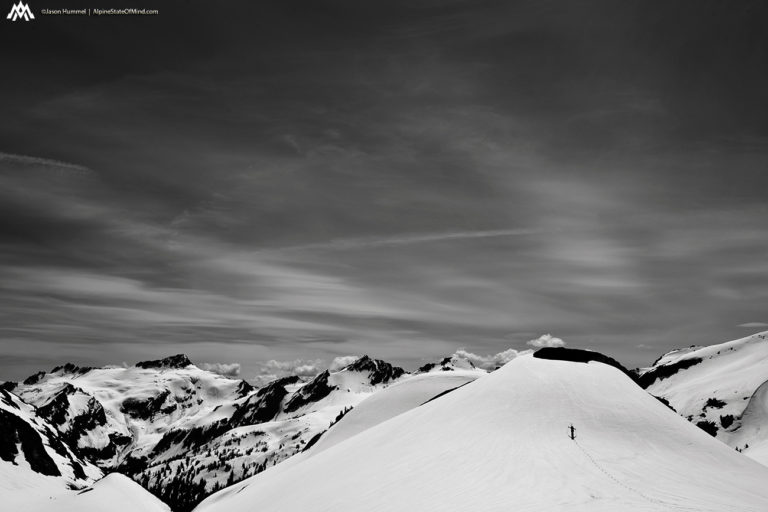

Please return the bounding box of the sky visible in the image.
[1,0,767,382]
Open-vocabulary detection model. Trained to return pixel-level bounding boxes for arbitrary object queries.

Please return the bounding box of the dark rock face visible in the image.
[136,354,192,370]
[417,357,452,373]
[343,355,406,385]
[236,380,255,398]
[38,384,108,432]
[0,381,18,392]
[636,358,703,389]
[23,371,46,385]
[284,371,337,413]
[51,363,93,375]
[121,390,172,420]
[0,389,20,409]
[38,383,79,425]
[417,356,475,373]
[256,375,301,398]
[231,377,299,425]
[32,384,113,462]
[533,347,638,383]
[0,409,61,477]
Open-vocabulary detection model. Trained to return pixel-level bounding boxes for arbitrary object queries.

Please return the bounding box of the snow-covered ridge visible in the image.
[5,337,768,512]
[639,331,768,462]
[0,388,102,494]
[4,353,408,511]
[197,352,768,512]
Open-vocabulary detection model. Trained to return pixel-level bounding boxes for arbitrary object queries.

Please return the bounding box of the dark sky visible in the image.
[1,0,767,382]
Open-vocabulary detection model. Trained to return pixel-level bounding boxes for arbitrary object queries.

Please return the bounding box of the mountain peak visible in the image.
[22,370,46,385]
[342,355,406,385]
[283,370,335,413]
[416,355,480,374]
[135,354,193,370]
[51,362,93,375]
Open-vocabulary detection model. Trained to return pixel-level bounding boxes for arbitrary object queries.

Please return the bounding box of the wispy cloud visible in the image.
[0,152,91,173]
[256,228,539,253]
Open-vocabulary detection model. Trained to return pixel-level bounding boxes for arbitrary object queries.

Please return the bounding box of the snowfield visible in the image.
[307,369,483,456]
[196,354,768,512]
[19,473,170,512]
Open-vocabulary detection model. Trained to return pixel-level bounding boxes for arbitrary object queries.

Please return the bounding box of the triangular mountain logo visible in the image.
[7,2,34,21]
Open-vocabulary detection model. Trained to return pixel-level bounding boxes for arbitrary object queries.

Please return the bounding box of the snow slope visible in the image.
[19,473,170,512]
[197,353,768,512]
[641,331,768,459]
[725,379,768,465]
[307,370,482,456]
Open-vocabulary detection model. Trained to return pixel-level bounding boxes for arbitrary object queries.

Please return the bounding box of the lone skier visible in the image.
[568,424,576,440]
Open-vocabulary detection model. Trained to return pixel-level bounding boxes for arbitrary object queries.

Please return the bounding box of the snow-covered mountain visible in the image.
[415,353,486,373]
[3,353,407,511]
[0,388,102,495]
[5,341,768,512]
[7,355,251,468]
[638,330,768,465]
[197,349,768,512]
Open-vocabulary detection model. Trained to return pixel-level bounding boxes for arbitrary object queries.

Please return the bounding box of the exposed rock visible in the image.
[284,371,336,413]
[51,362,93,375]
[121,390,172,420]
[135,354,193,370]
[636,357,703,389]
[0,409,61,476]
[232,376,300,425]
[343,355,406,385]
[0,381,18,392]
[23,371,46,385]
[236,380,255,398]
[533,347,637,383]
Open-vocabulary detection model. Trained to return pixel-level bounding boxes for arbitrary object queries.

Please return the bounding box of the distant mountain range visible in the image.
[2,331,767,511]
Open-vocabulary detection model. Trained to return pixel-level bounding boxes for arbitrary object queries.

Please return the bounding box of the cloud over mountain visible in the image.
[451,348,525,370]
[527,334,565,348]
[200,362,241,377]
